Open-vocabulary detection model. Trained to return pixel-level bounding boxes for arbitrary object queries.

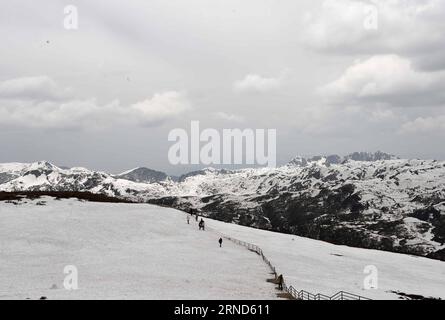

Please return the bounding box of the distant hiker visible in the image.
[218,238,223,247]
[195,214,199,222]
[199,218,205,231]
[187,215,190,224]
[277,274,284,290]
[189,208,194,217]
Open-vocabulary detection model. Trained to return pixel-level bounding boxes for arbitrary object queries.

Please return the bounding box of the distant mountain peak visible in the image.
[287,155,330,167]
[344,151,398,162]
[288,151,398,167]
[32,161,58,169]
[114,167,170,184]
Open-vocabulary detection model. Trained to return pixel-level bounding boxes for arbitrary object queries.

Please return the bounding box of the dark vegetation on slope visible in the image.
[0,191,135,203]
[147,185,445,262]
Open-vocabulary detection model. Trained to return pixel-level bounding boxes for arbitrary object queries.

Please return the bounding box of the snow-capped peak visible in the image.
[288,152,398,167]
[114,167,170,184]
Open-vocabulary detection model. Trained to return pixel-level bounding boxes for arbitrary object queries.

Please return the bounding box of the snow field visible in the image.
[0,198,278,300]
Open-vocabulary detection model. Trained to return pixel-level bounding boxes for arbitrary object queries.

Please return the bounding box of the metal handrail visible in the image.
[222,234,371,301]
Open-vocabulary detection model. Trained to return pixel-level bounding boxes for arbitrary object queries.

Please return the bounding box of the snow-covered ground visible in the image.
[0,198,278,300]
[207,220,445,300]
[1,197,444,300]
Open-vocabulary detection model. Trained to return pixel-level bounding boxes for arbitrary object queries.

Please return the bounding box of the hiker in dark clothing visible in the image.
[199,218,205,231]
[195,214,199,222]
[218,238,223,247]
[277,274,284,290]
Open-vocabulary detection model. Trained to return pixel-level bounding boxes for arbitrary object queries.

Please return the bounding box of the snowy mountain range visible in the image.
[1,152,444,261]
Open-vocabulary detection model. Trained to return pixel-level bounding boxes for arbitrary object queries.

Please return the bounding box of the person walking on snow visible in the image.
[199,218,205,231]
[218,238,223,247]
[187,215,190,224]
[277,274,284,291]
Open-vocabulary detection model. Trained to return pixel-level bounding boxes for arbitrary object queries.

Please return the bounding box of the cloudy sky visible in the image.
[1,0,444,174]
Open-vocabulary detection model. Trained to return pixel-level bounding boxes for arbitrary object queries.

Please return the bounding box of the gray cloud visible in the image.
[302,0,445,71]
[320,55,445,108]
[0,76,191,129]
[400,115,445,134]
[0,0,444,173]
[214,112,245,123]
[234,74,282,93]
[0,76,72,101]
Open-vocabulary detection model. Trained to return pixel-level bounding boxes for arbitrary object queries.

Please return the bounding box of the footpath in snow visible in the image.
[0,198,278,300]
[207,219,445,300]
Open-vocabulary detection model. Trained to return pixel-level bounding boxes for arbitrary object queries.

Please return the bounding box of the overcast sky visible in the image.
[1,0,444,175]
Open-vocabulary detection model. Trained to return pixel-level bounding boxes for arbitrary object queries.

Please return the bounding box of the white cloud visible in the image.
[131,91,191,126]
[234,74,281,92]
[399,115,445,134]
[369,108,396,122]
[302,0,445,70]
[0,76,72,101]
[214,112,245,122]
[318,54,445,134]
[0,76,191,129]
[320,55,445,107]
[302,0,374,51]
